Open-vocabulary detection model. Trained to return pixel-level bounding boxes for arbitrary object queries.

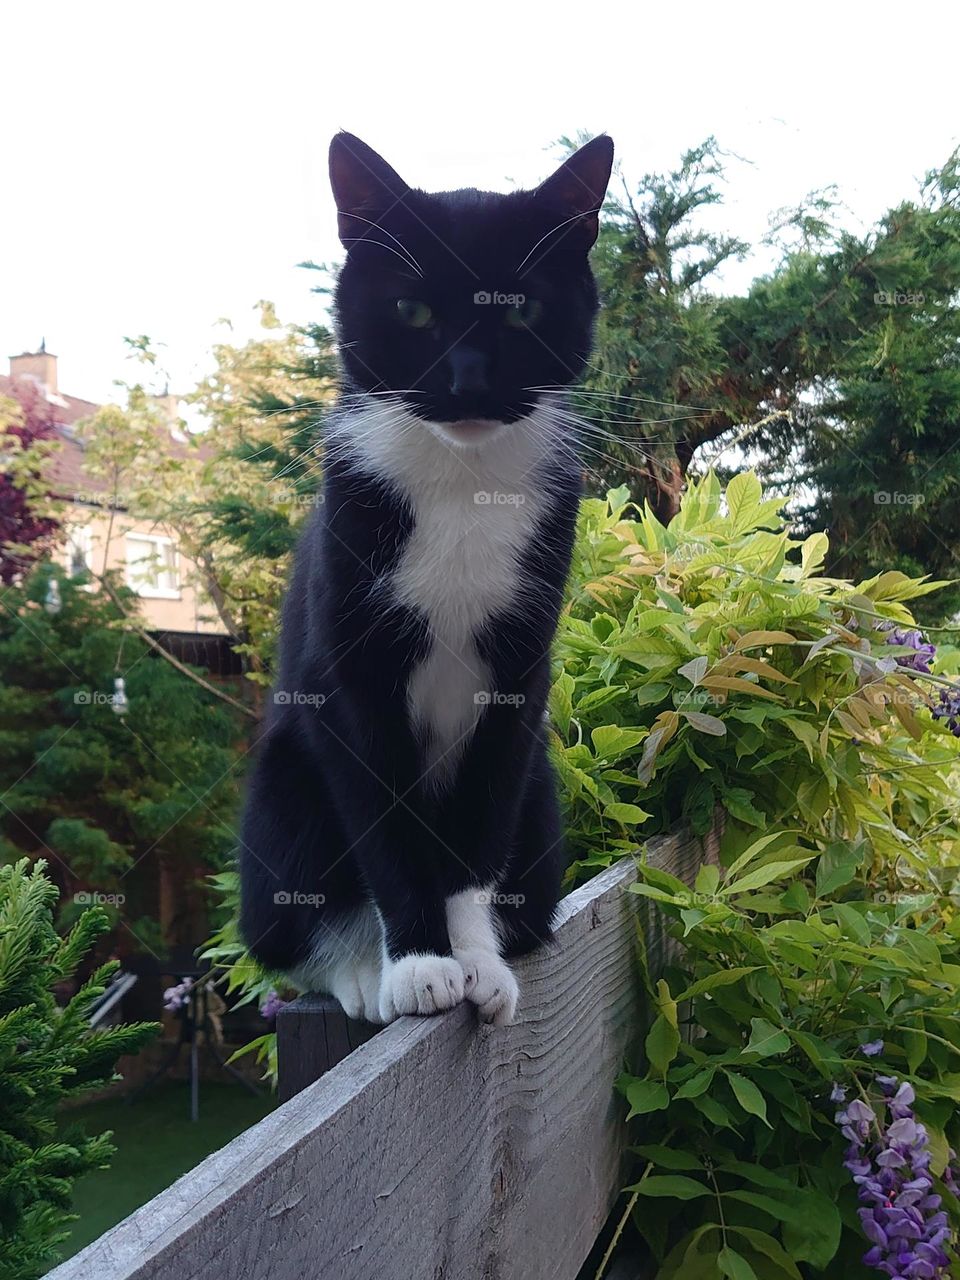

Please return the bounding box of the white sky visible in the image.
[2,0,958,405]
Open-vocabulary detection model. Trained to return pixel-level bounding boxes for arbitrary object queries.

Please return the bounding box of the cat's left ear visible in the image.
[329,132,411,246]
[534,135,614,250]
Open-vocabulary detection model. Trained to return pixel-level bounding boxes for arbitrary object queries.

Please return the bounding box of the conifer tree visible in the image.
[0,858,156,1279]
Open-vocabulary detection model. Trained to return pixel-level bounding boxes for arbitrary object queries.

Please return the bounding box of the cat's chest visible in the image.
[392,486,541,641]
[395,481,542,780]
[349,414,549,776]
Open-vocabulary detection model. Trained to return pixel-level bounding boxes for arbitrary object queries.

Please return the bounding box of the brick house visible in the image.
[2,347,236,669]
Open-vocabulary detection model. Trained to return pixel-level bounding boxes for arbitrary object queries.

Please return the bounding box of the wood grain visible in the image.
[49,827,710,1280]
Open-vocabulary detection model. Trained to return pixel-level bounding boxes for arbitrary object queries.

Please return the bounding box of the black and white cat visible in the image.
[239,131,614,1025]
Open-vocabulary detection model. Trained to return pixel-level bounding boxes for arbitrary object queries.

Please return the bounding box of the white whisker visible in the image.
[340,238,424,278]
[515,209,599,277]
[339,212,424,274]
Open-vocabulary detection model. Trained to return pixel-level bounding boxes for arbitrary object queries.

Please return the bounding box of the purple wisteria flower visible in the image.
[260,989,288,1021]
[862,1040,886,1058]
[932,688,960,738]
[835,1076,954,1278]
[876,622,936,675]
[163,977,194,1012]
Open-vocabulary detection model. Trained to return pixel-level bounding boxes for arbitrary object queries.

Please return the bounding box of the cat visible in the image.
[239,130,614,1026]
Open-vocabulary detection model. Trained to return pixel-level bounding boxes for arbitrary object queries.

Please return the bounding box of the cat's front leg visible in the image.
[445,887,519,1026]
[374,901,468,1022]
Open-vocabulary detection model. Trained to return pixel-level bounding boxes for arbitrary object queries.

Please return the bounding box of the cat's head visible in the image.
[329,131,613,443]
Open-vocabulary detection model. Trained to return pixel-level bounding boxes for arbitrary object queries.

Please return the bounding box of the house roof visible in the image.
[0,374,205,508]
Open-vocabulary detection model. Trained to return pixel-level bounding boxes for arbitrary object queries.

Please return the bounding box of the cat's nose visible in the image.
[448,346,489,397]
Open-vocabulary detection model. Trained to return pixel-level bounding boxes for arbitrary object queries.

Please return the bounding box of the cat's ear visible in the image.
[534,135,614,249]
[329,132,410,246]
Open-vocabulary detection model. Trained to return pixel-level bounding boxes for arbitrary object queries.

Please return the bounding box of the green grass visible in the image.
[56,1081,277,1262]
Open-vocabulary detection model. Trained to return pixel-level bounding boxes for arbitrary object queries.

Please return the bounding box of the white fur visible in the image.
[331,400,554,785]
[289,906,386,1024]
[378,952,465,1021]
[446,887,519,1025]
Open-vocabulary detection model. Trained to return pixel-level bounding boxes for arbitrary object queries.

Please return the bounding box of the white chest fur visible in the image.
[334,401,552,783]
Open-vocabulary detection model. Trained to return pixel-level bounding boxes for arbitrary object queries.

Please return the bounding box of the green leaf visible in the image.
[692,1092,739,1131]
[832,902,872,946]
[624,1079,670,1117]
[695,863,721,897]
[718,1247,759,1280]
[720,787,767,827]
[789,1029,843,1078]
[815,843,863,898]
[744,1018,791,1058]
[673,967,759,1003]
[646,1012,681,1075]
[726,1228,802,1280]
[674,1067,716,1100]
[633,1144,704,1172]
[591,724,646,759]
[799,531,829,576]
[780,880,810,913]
[724,831,796,880]
[603,801,650,825]
[904,1026,927,1075]
[725,858,815,896]
[725,1073,770,1126]
[726,471,763,531]
[781,1190,842,1268]
[724,1190,806,1225]
[632,1174,712,1199]
[549,671,574,737]
[717,1160,797,1192]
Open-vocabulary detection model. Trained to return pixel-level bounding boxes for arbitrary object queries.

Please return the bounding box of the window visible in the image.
[125,533,180,598]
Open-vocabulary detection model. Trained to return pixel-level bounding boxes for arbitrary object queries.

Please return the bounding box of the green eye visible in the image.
[396,299,434,328]
[503,298,544,329]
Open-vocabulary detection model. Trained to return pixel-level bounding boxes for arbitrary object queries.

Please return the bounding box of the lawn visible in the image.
[56,1081,277,1263]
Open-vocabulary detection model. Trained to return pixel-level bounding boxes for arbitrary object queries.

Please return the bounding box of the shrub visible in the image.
[550,473,960,1277]
[0,859,156,1279]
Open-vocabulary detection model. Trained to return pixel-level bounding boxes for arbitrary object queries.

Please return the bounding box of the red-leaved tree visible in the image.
[0,379,60,584]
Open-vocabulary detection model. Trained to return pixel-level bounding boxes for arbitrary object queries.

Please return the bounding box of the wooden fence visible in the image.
[49,826,714,1280]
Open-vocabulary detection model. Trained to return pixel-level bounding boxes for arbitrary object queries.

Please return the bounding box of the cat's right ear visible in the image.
[329,132,410,246]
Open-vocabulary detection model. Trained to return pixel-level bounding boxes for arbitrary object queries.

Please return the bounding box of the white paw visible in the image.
[378,954,466,1022]
[331,971,365,1022]
[357,961,386,1024]
[454,949,519,1026]
[327,959,385,1024]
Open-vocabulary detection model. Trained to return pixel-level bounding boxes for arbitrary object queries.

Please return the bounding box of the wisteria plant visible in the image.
[546,473,960,1278]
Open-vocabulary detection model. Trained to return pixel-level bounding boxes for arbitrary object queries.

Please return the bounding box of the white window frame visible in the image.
[125,532,181,599]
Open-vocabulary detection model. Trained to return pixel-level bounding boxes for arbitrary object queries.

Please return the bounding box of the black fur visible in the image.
[239,132,613,981]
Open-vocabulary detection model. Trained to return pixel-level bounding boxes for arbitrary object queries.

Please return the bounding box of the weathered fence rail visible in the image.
[49,826,715,1280]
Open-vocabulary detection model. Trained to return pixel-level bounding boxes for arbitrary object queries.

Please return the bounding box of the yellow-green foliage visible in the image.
[551,470,960,890]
